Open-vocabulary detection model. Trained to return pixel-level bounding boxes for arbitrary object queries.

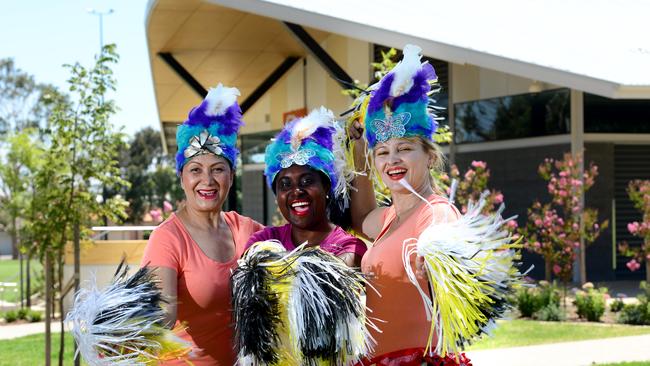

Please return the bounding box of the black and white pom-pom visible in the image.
[66,260,189,365]
[232,241,374,366]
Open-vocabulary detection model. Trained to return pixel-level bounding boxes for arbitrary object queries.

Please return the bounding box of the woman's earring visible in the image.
[326,194,330,200]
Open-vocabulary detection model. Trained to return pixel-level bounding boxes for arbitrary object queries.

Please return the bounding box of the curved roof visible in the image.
[209,0,650,99]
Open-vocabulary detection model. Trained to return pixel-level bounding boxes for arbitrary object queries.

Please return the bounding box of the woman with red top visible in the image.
[141,84,263,365]
[246,107,366,266]
[348,45,471,365]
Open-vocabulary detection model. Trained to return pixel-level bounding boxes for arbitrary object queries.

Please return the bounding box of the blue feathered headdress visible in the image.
[175,84,244,174]
[362,44,440,148]
[264,107,353,209]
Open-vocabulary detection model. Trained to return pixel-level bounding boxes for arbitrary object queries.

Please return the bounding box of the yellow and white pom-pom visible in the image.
[400,179,523,357]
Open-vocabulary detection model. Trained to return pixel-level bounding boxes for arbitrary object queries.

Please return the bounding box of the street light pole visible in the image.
[87,8,114,55]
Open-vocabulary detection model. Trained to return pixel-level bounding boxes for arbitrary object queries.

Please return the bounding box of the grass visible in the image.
[0,259,42,303]
[596,363,650,366]
[0,332,76,366]
[468,319,650,350]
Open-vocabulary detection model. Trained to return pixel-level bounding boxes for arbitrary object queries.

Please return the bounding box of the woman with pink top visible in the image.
[141,85,263,366]
[245,107,366,267]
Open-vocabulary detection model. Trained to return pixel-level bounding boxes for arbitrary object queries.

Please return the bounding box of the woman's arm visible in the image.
[154,266,178,328]
[349,120,382,239]
[337,252,362,268]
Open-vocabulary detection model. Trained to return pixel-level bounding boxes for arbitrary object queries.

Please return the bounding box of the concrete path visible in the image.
[0,321,64,340]
[466,334,650,365]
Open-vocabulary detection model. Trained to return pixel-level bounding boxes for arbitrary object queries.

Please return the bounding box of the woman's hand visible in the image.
[349,119,364,141]
[415,255,427,279]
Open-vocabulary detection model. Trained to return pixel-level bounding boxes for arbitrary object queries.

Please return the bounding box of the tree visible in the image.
[520,153,608,285]
[117,126,183,223]
[26,44,129,366]
[0,58,64,135]
[618,179,650,282]
[0,130,44,307]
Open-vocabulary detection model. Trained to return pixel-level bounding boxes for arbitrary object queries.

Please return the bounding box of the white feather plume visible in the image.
[204,83,241,116]
[290,106,334,150]
[389,44,423,97]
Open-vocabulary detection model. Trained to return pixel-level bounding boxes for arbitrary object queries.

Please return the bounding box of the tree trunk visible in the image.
[545,260,552,281]
[19,251,24,308]
[26,251,31,308]
[45,251,52,366]
[10,217,18,259]
[646,260,650,284]
[73,221,81,366]
[58,251,65,366]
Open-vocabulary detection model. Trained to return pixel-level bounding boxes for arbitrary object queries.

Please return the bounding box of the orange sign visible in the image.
[282,108,307,125]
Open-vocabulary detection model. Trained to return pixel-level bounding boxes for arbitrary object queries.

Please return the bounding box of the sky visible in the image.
[0,0,157,137]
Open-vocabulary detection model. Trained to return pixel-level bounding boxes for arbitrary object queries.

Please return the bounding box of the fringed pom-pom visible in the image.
[399,180,524,357]
[66,260,191,366]
[232,241,374,366]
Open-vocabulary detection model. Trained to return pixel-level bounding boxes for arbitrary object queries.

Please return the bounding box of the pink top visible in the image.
[141,212,264,366]
[361,195,460,358]
[245,224,367,258]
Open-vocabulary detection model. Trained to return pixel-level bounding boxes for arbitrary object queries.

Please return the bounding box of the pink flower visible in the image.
[573,241,580,248]
[533,241,541,248]
[506,220,518,229]
[534,219,543,227]
[494,193,504,204]
[150,209,163,223]
[626,259,641,271]
[464,170,475,180]
[594,223,599,230]
[163,200,173,213]
[471,161,487,169]
[553,264,562,275]
[628,222,640,234]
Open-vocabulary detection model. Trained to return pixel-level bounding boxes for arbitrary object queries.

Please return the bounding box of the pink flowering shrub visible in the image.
[520,153,608,283]
[144,200,174,223]
[437,160,518,233]
[618,180,650,282]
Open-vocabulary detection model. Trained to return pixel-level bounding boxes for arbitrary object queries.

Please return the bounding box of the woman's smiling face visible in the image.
[180,154,233,213]
[275,165,330,230]
[372,137,433,194]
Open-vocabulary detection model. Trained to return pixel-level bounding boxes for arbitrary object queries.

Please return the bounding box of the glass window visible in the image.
[585,93,650,133]
[241,130,279,165]
[454,88,570,143]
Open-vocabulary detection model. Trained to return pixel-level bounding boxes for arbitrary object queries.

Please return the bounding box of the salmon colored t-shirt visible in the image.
[141,211,263,366]
[361,195,460,359]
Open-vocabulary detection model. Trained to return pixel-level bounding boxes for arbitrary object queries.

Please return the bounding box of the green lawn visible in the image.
[0,259,42,303]
[596,363,650,366]
[468,319,650,350]
[0,332,76,366]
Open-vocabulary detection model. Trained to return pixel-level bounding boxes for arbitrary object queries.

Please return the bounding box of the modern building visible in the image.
[144,0,650,282]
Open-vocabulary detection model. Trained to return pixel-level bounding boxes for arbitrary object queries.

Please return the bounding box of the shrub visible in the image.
[4,310,18,323]
[515,281,561,317]
[574,286,608,322]
[617,281,650,325]
[618,303,650,325]
[534,302,565,321]
[516,287,540,317]
[27,310,42,322]
[610,299,625,313]
[16,308,28,320]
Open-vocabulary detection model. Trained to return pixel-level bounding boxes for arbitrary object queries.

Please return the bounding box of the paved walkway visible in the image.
[466,334,650,365]
[0,321,64,340]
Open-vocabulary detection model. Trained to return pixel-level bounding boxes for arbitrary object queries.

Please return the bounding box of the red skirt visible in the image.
[355,348,472,366]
